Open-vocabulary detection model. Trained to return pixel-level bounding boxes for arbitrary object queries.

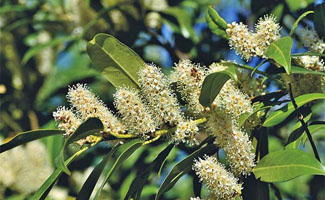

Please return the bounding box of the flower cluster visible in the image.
[283,27,325,97]
[139,64,183,126]
[114,87,158,137]
[298,27,325,53]
[170,59,207,115]
[173,120,199,145]
[53,84,126,141]
[226,15,281,61]
[53,106,81,136]
[193,155,242,200]
[0,141,52,195]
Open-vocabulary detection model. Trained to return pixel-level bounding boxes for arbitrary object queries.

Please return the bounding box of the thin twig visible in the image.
[288,83,321,162]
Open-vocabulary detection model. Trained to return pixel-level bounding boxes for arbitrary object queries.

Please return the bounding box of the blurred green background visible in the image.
[0,0,324,199]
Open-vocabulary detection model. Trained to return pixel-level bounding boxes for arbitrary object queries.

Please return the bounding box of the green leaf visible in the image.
[205,6,228,39]
[155,144,218,200]
[291,52,325,57]
[302,124,325,146]
[77,145,119,200]
[0,129,63,153]
[285,113,312,148]
[56,118,103,175]
[94,142,143,200]
[263,93,325,127]
[289,11,314,36]
[238,103,269,128]
[253,149,325,182]
[31,146,88,200]
[199,66,237,107]
[87,33,146,89]
[125,144,174,200]
[265,36,293,75]
[161,7,197,41]
[314,3,325,38]
[22,35,75,64]
[290,66,325,76]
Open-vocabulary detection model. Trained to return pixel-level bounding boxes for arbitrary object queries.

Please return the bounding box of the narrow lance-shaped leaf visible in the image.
[263,93,325,127]
[289,10,314,36]
[205,6,228,39]
[77,145,119,200]
[31,146,89,200]
[94,142,143,200]
[253,149,325,182]
[285,113,312,148]
[155,144,218,200]
[0,129,63,153]
[302,124,325,146]
[125,144,174,200]
[265,36,293,75]
[55,118,103,175]
[87,33,146,89]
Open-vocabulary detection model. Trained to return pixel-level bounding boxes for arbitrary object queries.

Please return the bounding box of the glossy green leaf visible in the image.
[286,113,312,148]
[0,129,63,153]
[238,103,268,128]
[291,52,325,57]
[265,36,293,75]
[94,142,143,200]
[314,3,325,38]
[302,124,325,146]
[77,145,119,200]
[31,146,88,200]
[290,66,325,76]
[253,149,325,182]
[289,11,314,36]
[155,144,218,200]
[125,144,174,200]
[87,33,145,89]
[22,35,74,64]
[263,93,325,127]
[56,118,103,175]
[205,6,228,39]
[199,66,237,107]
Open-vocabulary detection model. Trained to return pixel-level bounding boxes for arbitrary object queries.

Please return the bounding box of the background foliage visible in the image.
[0,0,324,199]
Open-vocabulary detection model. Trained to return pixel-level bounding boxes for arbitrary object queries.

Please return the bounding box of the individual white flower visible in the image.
[114,87,158,137]
[193,155,242,199]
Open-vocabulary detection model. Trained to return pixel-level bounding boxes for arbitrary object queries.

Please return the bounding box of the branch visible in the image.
[288,83,321,162]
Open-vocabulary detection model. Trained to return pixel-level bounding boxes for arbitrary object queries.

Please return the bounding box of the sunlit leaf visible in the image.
[94,142,143,200]
[0,130,63,153]
[253,149,325,182]
[205,6,228,39]
[265,36,293,75]
[77,145,119,200]
[199,66,237,107]
[87,33,145,89]
[55,118,103,175]
[263,93,325,127]
[31,147,88,200]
